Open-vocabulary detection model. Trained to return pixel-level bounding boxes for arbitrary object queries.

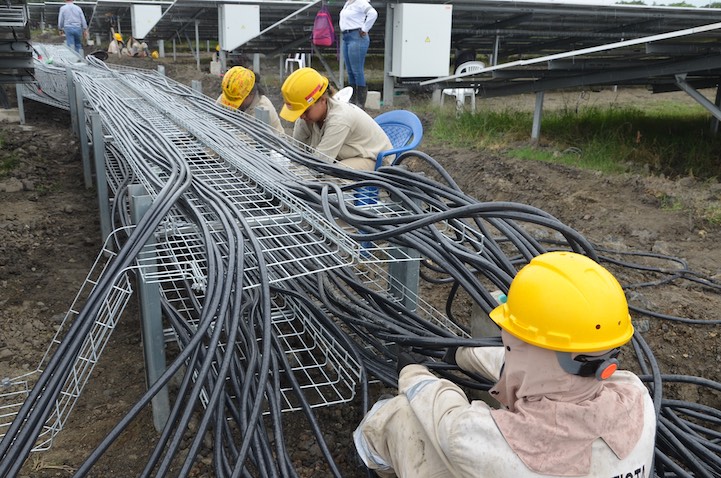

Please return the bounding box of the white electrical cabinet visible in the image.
[390,3,453,78]
[219,4,260,52]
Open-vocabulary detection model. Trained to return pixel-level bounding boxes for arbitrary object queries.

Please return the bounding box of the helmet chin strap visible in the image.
[556,349,621,381]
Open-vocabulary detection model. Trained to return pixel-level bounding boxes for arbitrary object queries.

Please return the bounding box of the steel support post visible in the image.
[15,83,25,125]
[382,4,395,107]
[194,21,200,71]
[129,184,170,432]
[531,90,545,142]
[387,195,420,311]
[338,35,345,89]
[388,250,420,312]
[255,107,270,126]
[712,84,721,134]
[66,67,78,137]
[470,302,501,338]
[90,111,111,242]
[73,77,93,189]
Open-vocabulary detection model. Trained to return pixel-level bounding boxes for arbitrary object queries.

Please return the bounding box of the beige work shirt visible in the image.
[291,97,392,170]
[215,93,284,133]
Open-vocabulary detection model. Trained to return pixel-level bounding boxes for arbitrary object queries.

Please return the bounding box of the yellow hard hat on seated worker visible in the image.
[280,67,329,122]
[114,33,123,42]
[220,66,255,109]
[489,251,634,353]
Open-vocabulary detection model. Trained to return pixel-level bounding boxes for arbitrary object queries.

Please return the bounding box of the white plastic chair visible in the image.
[333,86,353,103]
[441,61,485,112]
[284,53,306,73]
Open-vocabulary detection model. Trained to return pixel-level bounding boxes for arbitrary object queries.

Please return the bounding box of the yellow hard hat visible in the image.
[489,251,634,353]
[280,67,328,122]
[151,50,159,59]
[220,66,255,109]
[114,33,123,42]
[216,44,221,52]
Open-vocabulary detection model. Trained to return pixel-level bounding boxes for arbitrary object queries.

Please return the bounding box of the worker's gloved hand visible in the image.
[396,346,421,374]
[442,346,459,365]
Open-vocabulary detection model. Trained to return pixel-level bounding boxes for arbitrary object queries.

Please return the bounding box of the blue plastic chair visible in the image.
[373,110,424,170]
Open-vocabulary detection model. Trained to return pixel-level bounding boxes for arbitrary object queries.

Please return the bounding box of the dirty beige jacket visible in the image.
[291,97,392,170]
[354,347,656,478]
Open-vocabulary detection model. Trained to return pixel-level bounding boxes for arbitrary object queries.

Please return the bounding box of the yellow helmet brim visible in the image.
[219,93,243,110]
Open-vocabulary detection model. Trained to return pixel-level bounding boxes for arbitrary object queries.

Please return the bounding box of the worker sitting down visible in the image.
[354,251,657,477]
[279,67,391,171]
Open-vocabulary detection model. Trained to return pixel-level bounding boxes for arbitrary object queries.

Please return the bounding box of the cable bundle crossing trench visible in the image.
[1,48,720,477]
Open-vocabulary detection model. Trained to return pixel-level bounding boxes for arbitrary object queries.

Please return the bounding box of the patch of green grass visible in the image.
[658,193,684,212]
[0,133,20,178]
[0,155,19,178]
[427,102,721,180]
[702,205,721,226]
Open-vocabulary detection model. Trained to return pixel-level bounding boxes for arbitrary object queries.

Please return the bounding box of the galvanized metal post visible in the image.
[90,111,111,242]
[254,107,270,126]
[73,77,93,189]
[470,302,501,338]
[194,20,200,71]
[531,90,544,142]
[388,194,421,311]
[388,249,420,312]
[129,184,170,432]
[338,35,345,89]
[15,83,25,125]
[66,67,78,137]
[382,4,395,107]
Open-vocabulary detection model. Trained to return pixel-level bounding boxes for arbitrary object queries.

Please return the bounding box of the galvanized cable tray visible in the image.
[185,295,361,413]
[0,234,133,452]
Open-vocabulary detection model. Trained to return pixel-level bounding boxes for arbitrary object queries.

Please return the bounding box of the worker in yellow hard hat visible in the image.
[279,67,391,170]
[107,31,125,56]
[216,66,283,133]
[354,251,656,477]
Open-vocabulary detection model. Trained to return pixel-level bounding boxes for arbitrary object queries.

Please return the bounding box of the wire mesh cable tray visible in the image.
[0,240,134,451]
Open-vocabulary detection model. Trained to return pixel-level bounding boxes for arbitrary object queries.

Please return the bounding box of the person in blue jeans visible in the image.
[339,0,378,109]
[57,0,88,55]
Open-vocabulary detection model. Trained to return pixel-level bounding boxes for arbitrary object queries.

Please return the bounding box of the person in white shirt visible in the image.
[338,0,378,108]
[57,0,88,55]
[354,251,657,478]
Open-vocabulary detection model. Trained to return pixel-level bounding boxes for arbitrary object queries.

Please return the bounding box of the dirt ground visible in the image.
[1,46,720,476]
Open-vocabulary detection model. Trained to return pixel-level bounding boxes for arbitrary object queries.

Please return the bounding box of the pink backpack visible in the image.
[312,4,335,47]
